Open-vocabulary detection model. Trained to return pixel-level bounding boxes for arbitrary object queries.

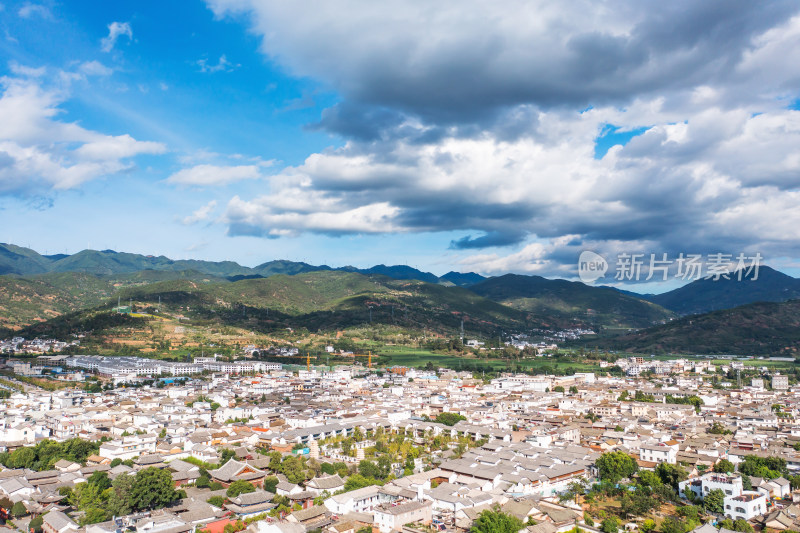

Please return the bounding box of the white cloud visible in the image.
[196,54,239,73]
[204,1,800,275]
[101,21,132,53]
[18,2,51,19]
[0,77,166,195]
[182,200,218,225]
[9,61,46,78]
[166,164,263,186]
[78,61,113,77]
[221,102,800,271]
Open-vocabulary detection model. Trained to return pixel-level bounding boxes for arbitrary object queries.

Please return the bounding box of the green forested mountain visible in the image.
[647,266,800,315]
[4,271,538,339]
[595,298,800,356]
[469,273,674,329]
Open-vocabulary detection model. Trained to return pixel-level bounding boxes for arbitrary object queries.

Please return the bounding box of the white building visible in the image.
[679,473,743,500]
[374,500,432,532]
[639,443,678,464]
[724,491,767,521]
[324,485,396,514]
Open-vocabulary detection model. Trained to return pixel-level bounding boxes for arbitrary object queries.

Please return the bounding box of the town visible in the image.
[1,351,799,533]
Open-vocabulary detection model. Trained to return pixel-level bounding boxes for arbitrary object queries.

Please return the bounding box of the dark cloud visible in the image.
[310,102,405,141]
[450,231,527,249]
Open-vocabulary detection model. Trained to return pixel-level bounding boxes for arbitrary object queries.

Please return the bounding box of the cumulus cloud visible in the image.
[166,164,263,186]
[101,21,132,52]
[0,77,166,195]
[182,200,218,225]
[206,1,800,276]
[208,1,800,120]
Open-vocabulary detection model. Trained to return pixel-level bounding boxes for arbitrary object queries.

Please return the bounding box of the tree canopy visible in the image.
[435,412,467,426]
[470,509,524,533]
[597,451,638,483]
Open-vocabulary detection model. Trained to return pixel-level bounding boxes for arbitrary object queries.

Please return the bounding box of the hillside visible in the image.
[112,271,539,334]
[469,273,674,329]
[596,299,800,356]
[0,270,227,330]
[0,272,115,329]
[0,243,52,275]
[4,271,552,342]
[648,266,800,315]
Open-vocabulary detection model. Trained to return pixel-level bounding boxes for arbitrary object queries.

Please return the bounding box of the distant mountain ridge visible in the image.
[595,298,800,356]
[469,273,675,329]
[0,243,484,287]
[644,266,800,315]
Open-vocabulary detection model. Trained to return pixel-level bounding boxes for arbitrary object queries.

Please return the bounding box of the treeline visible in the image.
[0,438,101,471]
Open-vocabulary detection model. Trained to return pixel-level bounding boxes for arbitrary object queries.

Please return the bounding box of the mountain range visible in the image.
[0,243,480,287]
[3,243,800,354]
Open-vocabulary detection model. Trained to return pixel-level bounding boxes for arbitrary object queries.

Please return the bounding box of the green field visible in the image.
[371,345,605,373]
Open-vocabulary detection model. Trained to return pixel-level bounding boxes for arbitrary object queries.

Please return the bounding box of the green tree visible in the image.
[641,519,656,533]
[81,507,110,526]
[131,467,180,510]
[656,463,688,490]
[263,476,279,493]
[107,473,135,516]
[708,422,731,435]
[661,517,686,533]
[600,516,621,533]
[703,488,724,514]
[268,451,282,471]
[208,496,226,508]
[226,480,256,498]
[596,451,638,483]
[638,470,662,488]
[219,448,236,466]
[11,501,27,518]
[6,446,36,469]
[435,413,467,426]
[553,386,565,393]
[569,386,579,394]
[358,460,381,479]
[621,487,658,517]
[713,459,735,473]
[30,515,44,533]
[280,456,305,484]
[87,471,112,491]
[344,474,382,492]
[677,505,700,521]
[470,509,524,533]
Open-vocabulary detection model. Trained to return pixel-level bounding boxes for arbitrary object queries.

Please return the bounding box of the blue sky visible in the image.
[1,1,800,290]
